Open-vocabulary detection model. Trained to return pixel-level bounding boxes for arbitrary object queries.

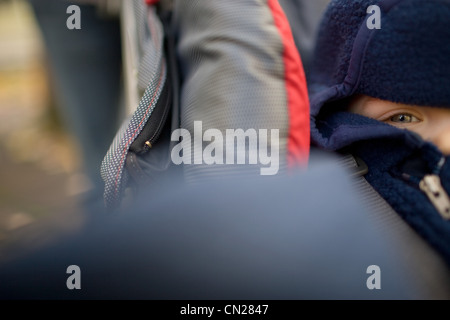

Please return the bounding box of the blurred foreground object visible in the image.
[1,152,449,299]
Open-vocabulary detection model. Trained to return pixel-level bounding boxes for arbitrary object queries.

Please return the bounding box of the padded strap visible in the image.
[101,0,167,209]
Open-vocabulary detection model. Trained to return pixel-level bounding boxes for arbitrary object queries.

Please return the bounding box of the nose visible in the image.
[433,126,450,155]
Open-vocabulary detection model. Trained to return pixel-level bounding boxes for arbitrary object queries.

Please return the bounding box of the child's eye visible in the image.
[389,114,420,123]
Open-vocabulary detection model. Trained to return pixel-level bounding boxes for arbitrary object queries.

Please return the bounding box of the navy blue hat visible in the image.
[309,0,450,120]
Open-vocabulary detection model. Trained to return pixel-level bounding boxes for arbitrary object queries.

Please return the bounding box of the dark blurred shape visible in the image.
[279,0,330,78]
[27,0,122,204]
[1,152,448,300]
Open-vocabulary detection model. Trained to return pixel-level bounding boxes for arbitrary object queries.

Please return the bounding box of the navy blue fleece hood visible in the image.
[309,0,450,150]
[308,0,450,266]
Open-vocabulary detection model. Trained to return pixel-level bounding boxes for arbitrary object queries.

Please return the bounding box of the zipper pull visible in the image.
[419,175,450,220]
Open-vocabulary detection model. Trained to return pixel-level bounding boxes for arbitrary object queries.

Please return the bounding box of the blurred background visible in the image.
[0,0,83,243]
[0,0,122,251]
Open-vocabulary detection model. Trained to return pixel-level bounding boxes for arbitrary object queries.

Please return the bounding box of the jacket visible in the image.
[309,0,450,265]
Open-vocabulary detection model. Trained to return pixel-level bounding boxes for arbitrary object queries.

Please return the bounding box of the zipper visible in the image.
[142,81,171,151]
[419,175,450,220]
[142,7,175,152]
[128,8,175,155]
[402,156,450,220]
[128,73,172,154]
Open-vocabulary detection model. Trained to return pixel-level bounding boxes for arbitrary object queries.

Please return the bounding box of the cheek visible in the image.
[396,123,427,138]
[433,126,450,155]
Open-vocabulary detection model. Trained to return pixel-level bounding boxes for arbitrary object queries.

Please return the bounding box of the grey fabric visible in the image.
[174,0,290,183]
[101,0,310,208]
[279,0,331,78]
[100,1,167,209]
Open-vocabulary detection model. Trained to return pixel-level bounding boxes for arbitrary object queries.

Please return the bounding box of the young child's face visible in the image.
[349,95,450,155]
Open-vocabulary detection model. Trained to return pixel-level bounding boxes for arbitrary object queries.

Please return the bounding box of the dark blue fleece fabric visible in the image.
[356,142,450,266]
[325,112,450,266]
[309,0,450,116]
[309,0,450,266]
[358,0,450,107]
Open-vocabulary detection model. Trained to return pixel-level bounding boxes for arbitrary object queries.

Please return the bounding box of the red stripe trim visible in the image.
[268,0,310,167]
[145,0,160,5]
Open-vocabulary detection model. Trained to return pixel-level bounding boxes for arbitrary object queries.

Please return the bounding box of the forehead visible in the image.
[349,95,401,114]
